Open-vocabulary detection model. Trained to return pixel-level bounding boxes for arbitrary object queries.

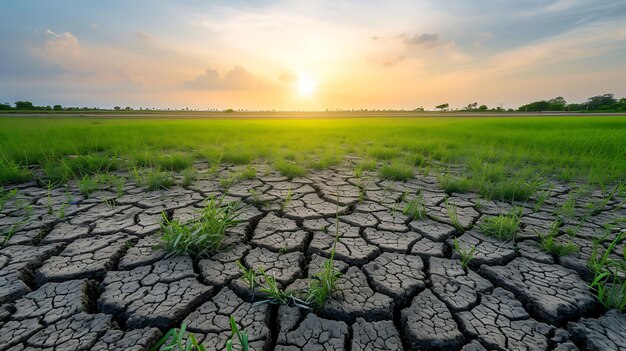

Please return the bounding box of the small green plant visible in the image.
[403,192,427,220]
[146,170,175,190]
[239,165,256,180]
[237,260,256,293]
[306,257,342,309]
[274,159,306,180]
[478,178,541,203]
[356,182,366,202]
[257,268,289,305]
[0,187,18,212]
[588,231,625,311]
[439,174,472,194]
[379,160,413,181]
[444,199,464,232]
[306,205,342,309]
[182,168,197,187]
[0,157,31,185]
[150,323,205,351]
[281,187,293,212]
[452,237,476,269]
[556,193,577,219]
[78,175,100,196]
[226,316,250,351]
[537,220,579,256]
[479,208,522,240]
[533,190,550,212]
[156,154,192,172]
[160,196,243,258]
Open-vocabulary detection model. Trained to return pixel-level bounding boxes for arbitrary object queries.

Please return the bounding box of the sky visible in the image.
[1,0,626,110]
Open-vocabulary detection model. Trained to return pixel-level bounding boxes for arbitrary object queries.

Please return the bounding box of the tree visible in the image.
[0,103,12,110]
[14,101,34,110]
[478,104,488,111]
[466,102,478,110]
[224,108,235,113]
[124,106,132,110]
[114,106,121,110]
[518,100,549,112]
[587,94,617,110]
[435,103,449,112]
[53,104,62,110]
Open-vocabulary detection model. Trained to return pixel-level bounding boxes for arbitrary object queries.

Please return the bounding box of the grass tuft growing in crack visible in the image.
[588,230,626,311]
[479,207,522,240]
[146,170,175,190]
[160,196,243,258]
[452,237,476,269]
[150,323,205,351]
[444,198,464,232]
[537,220,579,256]
[306,195,342,309]
[403,192,427,220]
[226,316,250,351]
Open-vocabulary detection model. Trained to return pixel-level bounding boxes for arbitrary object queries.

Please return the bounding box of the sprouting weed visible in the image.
[444,198,464,232]
[403,192,427,220]
[588,231,625,311]
[281,187,293,212]
[226,316,250,351]
[150,323,206,351]
[479,207,522,241]
[452,237,476,269]
[237,260,256,293]
[160,196,243,258]
[537,220,579,256]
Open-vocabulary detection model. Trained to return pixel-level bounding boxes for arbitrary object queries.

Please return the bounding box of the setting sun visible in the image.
[296,76,316,97]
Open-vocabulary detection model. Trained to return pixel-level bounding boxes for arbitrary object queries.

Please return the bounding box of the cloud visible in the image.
[183,65,268,90]
[43,30,81,61]
[136,32,152,41]
[404,33,440,48]
[278,72,298,85]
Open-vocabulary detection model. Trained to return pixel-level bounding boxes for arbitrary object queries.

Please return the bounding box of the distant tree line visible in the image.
[0,101,106,111]
[517,94,626,112]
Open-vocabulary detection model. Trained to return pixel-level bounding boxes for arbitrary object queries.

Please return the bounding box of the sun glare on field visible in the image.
[296,76,316,97]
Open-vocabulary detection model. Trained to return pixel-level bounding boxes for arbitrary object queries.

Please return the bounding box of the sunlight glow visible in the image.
[296,76,316,97]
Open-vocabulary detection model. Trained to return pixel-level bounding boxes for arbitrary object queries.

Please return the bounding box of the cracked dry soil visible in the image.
[0,162,625,351]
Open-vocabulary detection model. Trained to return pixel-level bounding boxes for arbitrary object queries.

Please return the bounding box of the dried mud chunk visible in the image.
[98,256,212,328]
[363,228,420,253]
[92,327,162,351]
[362,252,425,302]
[41,222,90,243]
[182,287,270,351]
[409,218,456,241]
[401,289,464,351]
[429,257,492,312]
[351,317,402,351]
[117,234,167,270]
[243,247,305,286]
[308,231,379,265]
[25,312,114,350]
[457,288,553,351]
[323,267,394,322]
[450,230,516,267]
[0,243,64,303]
[275,313,348,351]
[251,213,308,252]
[567,310,626,351]
[198,244,248,286]
[480,257,597,324]
[11,279,95,324]
[35,234,132,285]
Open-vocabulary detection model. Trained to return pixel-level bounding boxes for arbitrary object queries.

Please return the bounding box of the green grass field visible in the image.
[1,115,625,194]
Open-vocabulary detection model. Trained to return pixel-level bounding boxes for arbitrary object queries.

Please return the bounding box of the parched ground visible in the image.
[1,162,625,351]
